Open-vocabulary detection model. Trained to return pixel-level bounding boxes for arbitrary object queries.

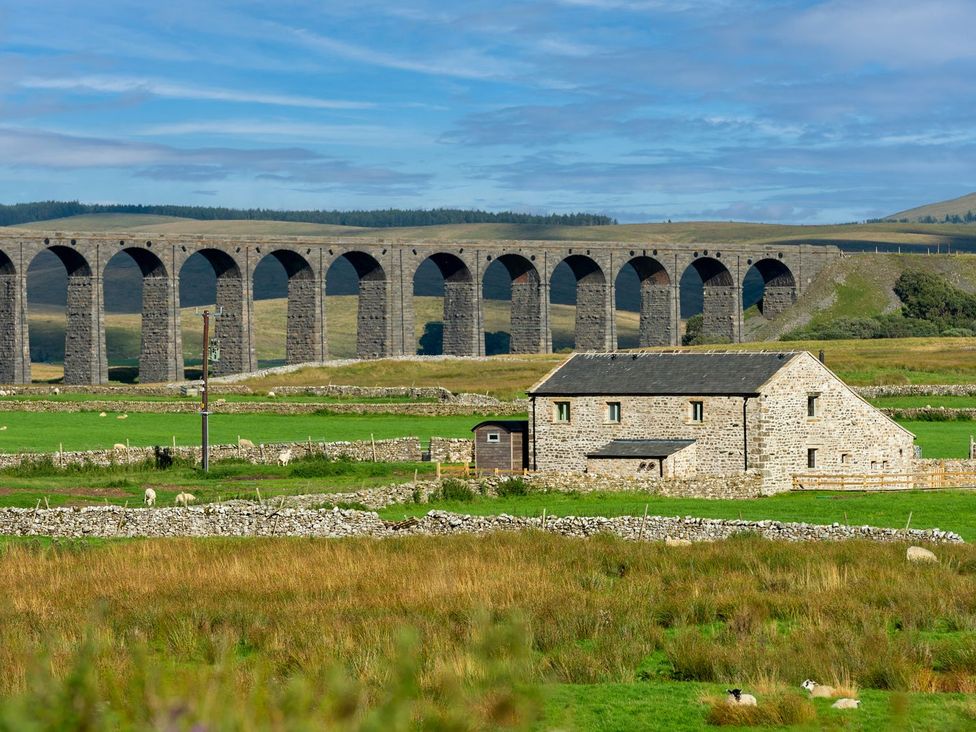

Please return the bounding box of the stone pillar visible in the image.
[640,283,677,347]
[760,285,796,319]
[285,273,323,364]
[139,275,183,383]
[702,285,742,343]
[212,270,254,377]
[0,272,29,384]
[357,278,390,358]
[442,281,481,356]
[64,273,106,384]
[575,279,611,351]
[510,276,548,353]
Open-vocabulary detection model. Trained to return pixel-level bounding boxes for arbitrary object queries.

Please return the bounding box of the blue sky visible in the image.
[2,0,976,223]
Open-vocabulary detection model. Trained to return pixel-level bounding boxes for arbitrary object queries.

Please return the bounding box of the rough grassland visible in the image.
[0,535,972,730]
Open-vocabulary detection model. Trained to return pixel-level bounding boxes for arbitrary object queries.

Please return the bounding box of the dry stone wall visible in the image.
[0,437,421,470]
[430,437,475,463]
[0,504,960,544]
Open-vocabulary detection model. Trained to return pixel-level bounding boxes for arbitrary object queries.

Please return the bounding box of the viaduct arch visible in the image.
[0,231,838,383]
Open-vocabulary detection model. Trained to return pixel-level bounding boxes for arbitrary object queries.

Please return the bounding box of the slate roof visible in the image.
[586,439,695,459]
[471,420,529,433]
[528,351,801,396]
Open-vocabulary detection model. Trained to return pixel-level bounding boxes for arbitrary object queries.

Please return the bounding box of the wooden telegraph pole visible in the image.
[200,308,221,472]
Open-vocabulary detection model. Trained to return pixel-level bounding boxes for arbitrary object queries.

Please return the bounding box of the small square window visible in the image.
[882,460,889,469]
[554,401,571,422]
[807,394,820,418]
[690,401,704,423]
[607,402,621,423]
[486,432,500,443]
[841,453,850,465]
[870,460,878,470]
[807,448,818,469]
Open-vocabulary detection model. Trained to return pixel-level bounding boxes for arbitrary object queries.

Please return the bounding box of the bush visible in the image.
[703,691,817,727]
[496,477,532,497]
[437,479,475,502]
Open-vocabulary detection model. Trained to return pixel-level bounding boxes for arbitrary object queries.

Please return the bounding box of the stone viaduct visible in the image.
[0,230,839,384]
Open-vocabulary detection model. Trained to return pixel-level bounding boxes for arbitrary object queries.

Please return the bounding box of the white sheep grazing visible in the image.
[831,698,861,710]
[113,443,127,452]
[267,390,276,398]
[117,414,128,420]
[726,689,757,706]
[801,680,836,698]
[144,488,156,507]
[98,412,107,417]
[52,387,60,395]
[238,438,255,449]
[276,448,292,467]
[906,546,938,563]
[175,492,196,507]
[0,426,6,431]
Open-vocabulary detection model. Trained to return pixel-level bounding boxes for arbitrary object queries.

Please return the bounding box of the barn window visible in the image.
[690,401,704,423]
[807,394,820,418]
[554,401,571,422]
[607,402,621,423]
[807,448,818,469]
[486,432,500,443]
[841,453,850,465]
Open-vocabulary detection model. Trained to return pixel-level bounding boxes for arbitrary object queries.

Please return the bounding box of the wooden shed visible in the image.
[472,420,529,473]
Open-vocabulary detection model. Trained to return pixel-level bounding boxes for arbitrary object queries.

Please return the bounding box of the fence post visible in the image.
[436,462,441,479]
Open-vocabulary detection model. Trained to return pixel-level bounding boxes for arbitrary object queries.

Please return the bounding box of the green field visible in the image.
[900,421,976,458]
[0,411,521,453]
[379,488,976,540]
[870,395,976,409]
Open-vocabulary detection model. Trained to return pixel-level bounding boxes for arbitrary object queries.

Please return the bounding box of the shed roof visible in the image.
[586,439,696,459]
[471,420,529,433]
[528,351,800,396]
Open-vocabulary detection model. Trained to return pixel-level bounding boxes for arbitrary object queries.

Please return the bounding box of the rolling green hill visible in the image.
[886,192,976,223]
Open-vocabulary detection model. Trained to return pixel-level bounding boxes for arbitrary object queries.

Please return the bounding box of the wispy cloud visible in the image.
[20,76,373,110]
[138,120,430,146]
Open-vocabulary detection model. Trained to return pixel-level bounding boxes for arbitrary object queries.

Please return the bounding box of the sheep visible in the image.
[276,448,292,467]
[801,680,836,698]
[52,387,60,395]
[175,492,196,507]
[238,438,255,449]
[267,390,276,398]
[98,412,107,417]
[113,443,127,452]
[144,488,156,507]
[831,698,861,710]
[725,689,757,706]
[665,536,692,547]
[906,546,938,563]
[117,414,128,420]
[0,426,6,431]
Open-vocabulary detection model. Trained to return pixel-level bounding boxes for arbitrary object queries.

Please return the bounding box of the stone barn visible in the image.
[527,351,915,494]
[472,420,529,473]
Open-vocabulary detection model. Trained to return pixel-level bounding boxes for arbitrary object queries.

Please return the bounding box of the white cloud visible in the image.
[783,0,976,67]
[138,120,431,146]
[20,75,373,110]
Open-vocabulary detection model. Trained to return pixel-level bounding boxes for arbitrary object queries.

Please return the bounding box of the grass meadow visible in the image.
[0,534,973,730]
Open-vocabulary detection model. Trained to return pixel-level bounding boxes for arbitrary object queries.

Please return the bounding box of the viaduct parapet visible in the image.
[0,230,839,384]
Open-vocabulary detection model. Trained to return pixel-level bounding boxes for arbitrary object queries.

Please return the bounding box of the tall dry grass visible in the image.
[0,533,973,724]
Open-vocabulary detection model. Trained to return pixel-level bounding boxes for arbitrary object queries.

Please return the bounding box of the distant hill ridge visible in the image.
[880,192,976,224]
[0,201,615,229]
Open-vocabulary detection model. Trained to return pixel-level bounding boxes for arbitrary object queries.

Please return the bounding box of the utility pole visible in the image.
[201,309,211,472]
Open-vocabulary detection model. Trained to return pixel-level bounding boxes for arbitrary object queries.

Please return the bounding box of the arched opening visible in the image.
[326,251,388,359]
[550,255,609,352]
[743,258,797,319]
[179,249,252,377]
[252,249,319,367]
[413,253,479,356]
[482,254,545,354]
[679,256,738,345]
[103,246,177,383]
[615,256,672,348]
[27,246,105,384]
[0,250,27,384]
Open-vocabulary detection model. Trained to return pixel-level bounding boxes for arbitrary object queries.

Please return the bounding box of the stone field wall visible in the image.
[0,437,422,469]
[0,504,960,544]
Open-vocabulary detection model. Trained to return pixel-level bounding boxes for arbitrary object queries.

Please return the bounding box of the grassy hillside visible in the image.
[28,296,640,378]
[10,212,976,249]
[887,192,976,222]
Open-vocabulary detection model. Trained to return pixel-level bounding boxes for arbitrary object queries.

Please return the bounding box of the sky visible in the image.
[2,0,976,224]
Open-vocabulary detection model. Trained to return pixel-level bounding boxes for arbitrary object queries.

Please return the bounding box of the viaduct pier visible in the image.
[0,230,839,384]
